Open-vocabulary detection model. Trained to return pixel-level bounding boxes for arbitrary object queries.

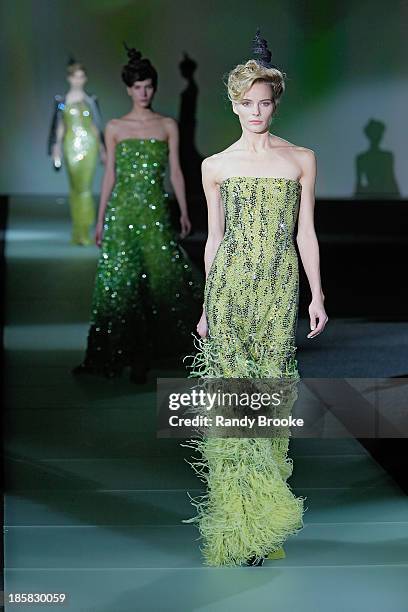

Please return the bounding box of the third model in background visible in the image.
[48,58,105,245]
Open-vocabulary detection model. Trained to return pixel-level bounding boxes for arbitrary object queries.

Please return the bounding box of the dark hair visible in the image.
[67,56,86,76]
[121,43,158,89]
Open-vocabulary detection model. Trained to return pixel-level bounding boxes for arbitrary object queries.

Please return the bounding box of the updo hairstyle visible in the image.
[121,44,158,90]
[226,59,286,107]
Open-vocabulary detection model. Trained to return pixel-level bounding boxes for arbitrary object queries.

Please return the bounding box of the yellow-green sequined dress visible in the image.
[63,101,99,245]
[183,176,307,566]
[79,138,203,376]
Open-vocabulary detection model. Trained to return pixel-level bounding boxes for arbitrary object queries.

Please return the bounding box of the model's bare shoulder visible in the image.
[161,115,178,128]
[201,154,224,183]
[270,134,297,148]
[105,119,120,136]
[292,147,317,183]
[294,145,316,156]
[201,154,218,174]
[202,139,245,184]
[161,115,178,136]
[295,146,316,168]
[106,118,120,128]
[271,134,314,155]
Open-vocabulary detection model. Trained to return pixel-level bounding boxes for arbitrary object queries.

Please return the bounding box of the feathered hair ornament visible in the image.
[251,28,278,69]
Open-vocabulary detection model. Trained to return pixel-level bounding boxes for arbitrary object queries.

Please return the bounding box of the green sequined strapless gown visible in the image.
[63,101,98,245]
[183,176,307,566]
[80,138,204,376]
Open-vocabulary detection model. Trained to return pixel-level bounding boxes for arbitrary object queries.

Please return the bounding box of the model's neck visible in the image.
[129,103,153,117]
[68,86,85,94]
[239,130,272,152]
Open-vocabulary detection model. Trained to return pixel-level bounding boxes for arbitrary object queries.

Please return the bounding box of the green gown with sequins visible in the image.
[183,176,307,566]
[63,101,99,245]
[79,138,204,376]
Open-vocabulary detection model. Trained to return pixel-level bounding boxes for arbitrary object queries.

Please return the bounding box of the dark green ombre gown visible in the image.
[79,138,204,376]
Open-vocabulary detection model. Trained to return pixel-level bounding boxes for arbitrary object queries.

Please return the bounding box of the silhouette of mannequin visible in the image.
[355,118,400,199]
[178,53,206,230]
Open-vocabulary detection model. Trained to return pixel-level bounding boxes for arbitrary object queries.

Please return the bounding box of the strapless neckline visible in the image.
[116,137,168,146]
[220,176,300,188]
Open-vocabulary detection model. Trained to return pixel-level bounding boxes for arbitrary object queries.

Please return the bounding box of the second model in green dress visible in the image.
[78,137,204,377]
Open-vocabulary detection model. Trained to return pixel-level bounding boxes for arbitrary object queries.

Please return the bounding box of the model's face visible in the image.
[127,78,155,107]
[233,81,275,133]
[67,69,87,89]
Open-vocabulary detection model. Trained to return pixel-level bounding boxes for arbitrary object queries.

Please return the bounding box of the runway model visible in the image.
[48,58,105,245]
[74,45,203,381]
[183,30,328,566]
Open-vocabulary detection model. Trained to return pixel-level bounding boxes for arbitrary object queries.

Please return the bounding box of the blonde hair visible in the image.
[226,59,286,106]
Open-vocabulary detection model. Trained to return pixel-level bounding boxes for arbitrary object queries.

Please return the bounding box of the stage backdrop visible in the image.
[1,0,407,197]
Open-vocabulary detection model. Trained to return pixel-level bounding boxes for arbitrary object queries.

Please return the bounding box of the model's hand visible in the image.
[52,144,62,168]
[95,220,104,247]
[179,213,192,239]
[100,147,107,165]
[307,296,328,338]
[196,309,208,339]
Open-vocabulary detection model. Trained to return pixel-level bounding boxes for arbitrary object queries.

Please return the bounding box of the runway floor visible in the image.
[3,196,408,611]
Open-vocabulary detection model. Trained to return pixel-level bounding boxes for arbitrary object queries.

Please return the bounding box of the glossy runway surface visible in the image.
[4,197,408,611]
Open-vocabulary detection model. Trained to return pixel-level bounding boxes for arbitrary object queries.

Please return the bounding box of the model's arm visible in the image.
[202,158,225,281]
[96,120,107,164]
[196,157,225,338]
[92,95,107,163]
[296,149,329,338]
[165,117,191,238]
[95,121,117,247]
[52,114,65,166]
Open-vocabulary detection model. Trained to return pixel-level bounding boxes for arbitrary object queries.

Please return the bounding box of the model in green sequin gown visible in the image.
[63,101,99,245]
[183,176,307,566]
[79,137,203,377]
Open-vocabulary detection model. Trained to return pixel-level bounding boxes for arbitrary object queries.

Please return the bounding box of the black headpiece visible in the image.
[251,28,278,69]
[121,41,158,89]
[123,41,142,65]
